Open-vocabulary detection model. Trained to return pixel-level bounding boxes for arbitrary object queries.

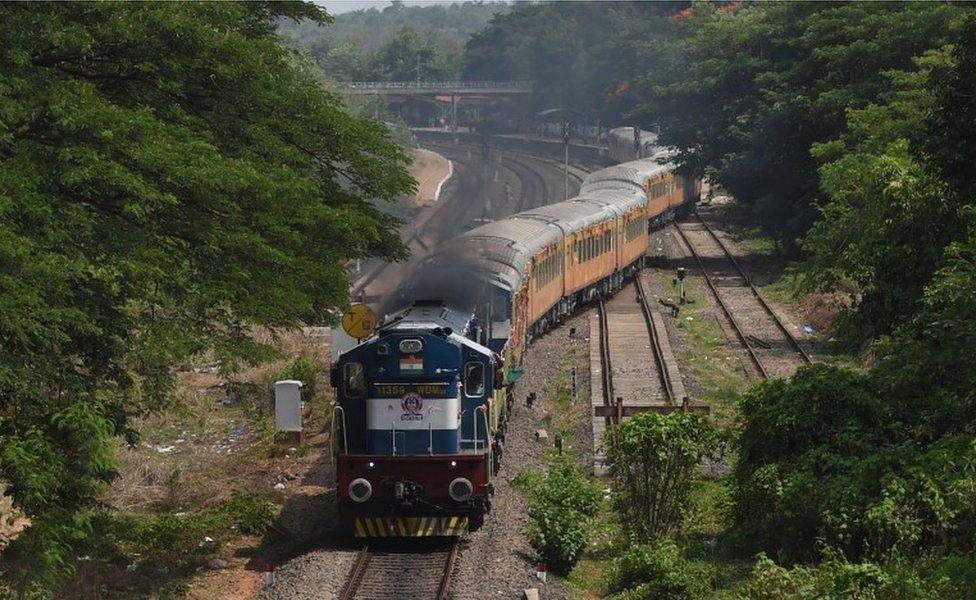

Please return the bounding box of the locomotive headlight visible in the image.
[399,338,424,354]
[449,477,473,502]
[349,478,372,503]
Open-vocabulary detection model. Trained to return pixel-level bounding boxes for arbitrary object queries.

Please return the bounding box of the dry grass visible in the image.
[106,327,333,513]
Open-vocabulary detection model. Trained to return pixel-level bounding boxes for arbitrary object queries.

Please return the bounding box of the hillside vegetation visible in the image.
[278,0,508,81]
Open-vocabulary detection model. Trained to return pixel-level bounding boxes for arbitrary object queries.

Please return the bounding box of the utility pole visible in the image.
[563,120,570,200]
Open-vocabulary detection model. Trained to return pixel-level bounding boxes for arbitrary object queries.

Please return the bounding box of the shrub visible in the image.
[604,541,711,600]
[604,411,717,540]
[277,356,320,401]
[219,490,276,536]
[527,502,590,574]
[84,490,276,572]
[523,454,602,574]
[530,454,602,518]
[740,552,942,600]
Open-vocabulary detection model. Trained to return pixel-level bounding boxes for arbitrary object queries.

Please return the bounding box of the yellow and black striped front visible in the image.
[353,516,469,538]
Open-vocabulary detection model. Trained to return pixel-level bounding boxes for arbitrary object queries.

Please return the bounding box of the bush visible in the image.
[733,362,976,563]
[604,411,716,540]
[527,502,590,574]
[527,455,602,518]
[741,552,936,600]
[604,541,711,600]
[220,489,276,536]
[84,490,276,572]
[276,355,321,403]
[522,454,603,574]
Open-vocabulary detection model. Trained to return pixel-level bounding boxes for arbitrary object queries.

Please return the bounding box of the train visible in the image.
[330,132,700,538]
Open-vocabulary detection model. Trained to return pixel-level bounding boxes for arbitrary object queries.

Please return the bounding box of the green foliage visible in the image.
[740,552,939,600]
[85,490,274,572]
[803,47,962,341]
[0,1,411,587]
[277,355,321,402]
[279,1,508,81]
[733,344,976,563]
[522,454,602,574]
[463,2,686,120]
[368,27,454,82]
[642,2,964,250]
[604,411,716,540]
[527,502,589,576]
[219,490,276,536]
[605,541,711,600]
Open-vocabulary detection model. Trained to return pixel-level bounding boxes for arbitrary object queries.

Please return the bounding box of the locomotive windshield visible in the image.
[343,362,365,397]
[463,362,485,397]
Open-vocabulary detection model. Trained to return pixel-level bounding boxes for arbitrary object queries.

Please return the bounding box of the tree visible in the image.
[462,2,687,120]
[0,2,412,586]
[640,2,964,251]
[604,411,716,540]
[803,49,960,341]
[370,27,452,82]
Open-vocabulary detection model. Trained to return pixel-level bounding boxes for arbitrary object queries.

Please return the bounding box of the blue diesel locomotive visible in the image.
[331,129,697,538]
[330,301,505,537]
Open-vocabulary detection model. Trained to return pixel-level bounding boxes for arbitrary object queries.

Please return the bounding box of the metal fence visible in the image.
[341,81,533,92]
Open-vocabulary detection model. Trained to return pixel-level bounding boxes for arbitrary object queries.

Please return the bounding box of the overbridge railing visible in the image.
[341,81,533,93]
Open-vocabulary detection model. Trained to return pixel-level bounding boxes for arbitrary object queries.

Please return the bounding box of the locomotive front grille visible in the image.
[354,516,468,537]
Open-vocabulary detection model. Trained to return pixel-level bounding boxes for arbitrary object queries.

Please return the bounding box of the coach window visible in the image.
[464,362,485,397]
[343,362,365,398]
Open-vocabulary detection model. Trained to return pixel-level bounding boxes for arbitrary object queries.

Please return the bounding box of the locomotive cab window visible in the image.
[343,362,365,398]
[464,362,485,397]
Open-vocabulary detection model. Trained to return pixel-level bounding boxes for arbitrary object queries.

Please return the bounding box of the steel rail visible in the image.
[673,223,770,380]
[435,540,460,600]
[499,154,547,212]
[597,299,615,414]
[693,210,813,364]
[339,544,371,600]
[634,275,676,403]
[339,540,459,600]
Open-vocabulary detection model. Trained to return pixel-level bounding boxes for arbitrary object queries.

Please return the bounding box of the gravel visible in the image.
[260,550,358,600]
[453,311,593,600]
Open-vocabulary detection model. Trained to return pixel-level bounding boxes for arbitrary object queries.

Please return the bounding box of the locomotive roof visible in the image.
[378,302,473,334]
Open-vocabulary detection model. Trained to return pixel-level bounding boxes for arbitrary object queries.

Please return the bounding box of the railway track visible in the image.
[339,541,459,600]
[595,278,677,424]
[673,210,812,379]
[350,141,589,309]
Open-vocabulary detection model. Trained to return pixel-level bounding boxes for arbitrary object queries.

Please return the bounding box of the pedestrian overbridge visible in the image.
[340,81,533,96]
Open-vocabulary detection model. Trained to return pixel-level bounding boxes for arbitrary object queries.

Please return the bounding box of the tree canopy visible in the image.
[638,2,964,252]
[279,1,508,81]
[0,1,411,586]
[462,2,687,121]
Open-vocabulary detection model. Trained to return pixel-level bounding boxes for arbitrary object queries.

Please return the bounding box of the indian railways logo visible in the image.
[400,392,424,421]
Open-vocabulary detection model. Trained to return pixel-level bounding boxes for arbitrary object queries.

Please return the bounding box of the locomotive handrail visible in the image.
[477,405,491,484]
[331,405,348,458]
[472,407,480,452]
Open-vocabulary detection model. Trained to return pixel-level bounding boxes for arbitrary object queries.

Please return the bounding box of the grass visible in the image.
[655,274,750,424]
[61,330,336,596]
[566,507,623,599]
